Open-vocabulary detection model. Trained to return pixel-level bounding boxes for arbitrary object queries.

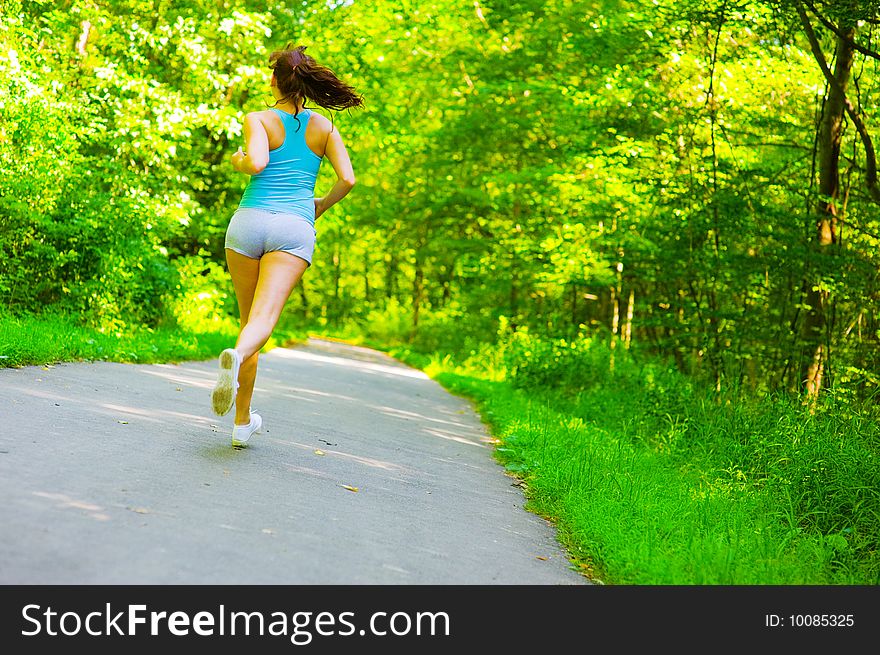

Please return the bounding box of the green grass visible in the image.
[7,311,875,584]
[0,312,307,367]
[438,374,865,584]
[368,340,879,585]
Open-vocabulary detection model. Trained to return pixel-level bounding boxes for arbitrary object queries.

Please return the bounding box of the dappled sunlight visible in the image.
[280,462,337,480]
[271,348,429,380]
[264,437,410,473]
[4,387,169,433]
[421,426,488,448]
[276,392,319,404]
[159,409,218,426]
[32,491,111,521]
[310,448,409,473]
[264,383,369,404]
[101,403,165,422]
[7,386,75,405]
[11,390,217,429]
[371,404,470,429]
[6,387,170,425]
[139,365,216,390]
[305,338,404,363]
[279,385,359,402]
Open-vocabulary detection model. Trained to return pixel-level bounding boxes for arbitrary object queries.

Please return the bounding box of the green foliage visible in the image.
[169,255,238,334]
[502,330,616,392]
[0,310,236,367]
[3,0,878,398]
[1,0,283,329]
[360,298,412,345]
[396,334,879,583]
[3,0,880,583]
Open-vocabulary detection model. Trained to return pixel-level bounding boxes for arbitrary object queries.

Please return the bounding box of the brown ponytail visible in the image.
[268,44,364,122]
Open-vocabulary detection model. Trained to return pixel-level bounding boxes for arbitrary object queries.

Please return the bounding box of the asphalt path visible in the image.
[0,337,587,584]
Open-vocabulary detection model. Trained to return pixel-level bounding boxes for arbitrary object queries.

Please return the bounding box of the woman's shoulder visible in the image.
[248,108,280,120]
[243,109,281,129]
[307,110,334,131]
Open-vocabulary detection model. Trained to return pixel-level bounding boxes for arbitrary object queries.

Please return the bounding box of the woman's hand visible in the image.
[314,197,327,219]
[231,147,246,172]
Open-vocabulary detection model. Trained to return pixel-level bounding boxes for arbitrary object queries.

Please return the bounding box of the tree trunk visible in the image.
[298,282,309,318]
[385,253,397,299]
[509,258,519,331]
[333,244,342,307]
[363,252,370,304]
[510,197,521,331]
[610,285,620,339]
[75,20,91,55]
[441,267,452,306]
[624,288,634,349]
[411,259,424,335]
[800,29,855,398]
[609,279,620,372]
[610,261,623,341]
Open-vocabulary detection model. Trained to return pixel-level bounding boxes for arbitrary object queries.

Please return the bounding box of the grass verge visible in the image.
[355,340,878,585]
[0,312,307,368]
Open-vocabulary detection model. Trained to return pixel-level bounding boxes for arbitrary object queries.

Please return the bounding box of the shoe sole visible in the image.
[232,415,262,448]
[211,349,239,416]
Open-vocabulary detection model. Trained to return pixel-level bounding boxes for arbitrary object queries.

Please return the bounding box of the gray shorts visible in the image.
[225,207,317,265]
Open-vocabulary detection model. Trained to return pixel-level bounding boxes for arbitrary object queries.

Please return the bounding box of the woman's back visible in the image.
[237,108,329,223]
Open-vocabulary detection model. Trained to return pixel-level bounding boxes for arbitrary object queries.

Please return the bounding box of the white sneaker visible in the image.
[211,348,241,416]
[232,411,262,447]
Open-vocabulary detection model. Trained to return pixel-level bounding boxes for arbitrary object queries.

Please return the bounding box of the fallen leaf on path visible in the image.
[341,484,359,493]
[314,449,326,456]
[175,387,182,391]
[536,556,548,561]
[117,420,129,425]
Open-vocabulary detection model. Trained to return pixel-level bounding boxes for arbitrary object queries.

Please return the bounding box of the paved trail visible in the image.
[0,338,587,584]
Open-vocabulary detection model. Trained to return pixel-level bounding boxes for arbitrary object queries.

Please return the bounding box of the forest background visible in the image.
[2,0,878,583]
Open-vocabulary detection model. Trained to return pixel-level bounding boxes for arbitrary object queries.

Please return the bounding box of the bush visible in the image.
[410,301,498,356]
[502,328,622,392]
[361,298,412,344]
[168,255,238,334]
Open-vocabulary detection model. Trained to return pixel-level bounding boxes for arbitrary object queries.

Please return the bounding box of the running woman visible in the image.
[211,44,363,446]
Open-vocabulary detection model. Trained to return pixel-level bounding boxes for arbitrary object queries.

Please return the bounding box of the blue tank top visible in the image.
[237,108,323,224]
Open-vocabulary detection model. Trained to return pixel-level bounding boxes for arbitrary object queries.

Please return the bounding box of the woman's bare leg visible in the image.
[225,249,260,425]
[227,249,309,425]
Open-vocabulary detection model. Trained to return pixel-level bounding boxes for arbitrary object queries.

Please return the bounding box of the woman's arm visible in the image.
[230,113,270,175]
[315,128,356,219]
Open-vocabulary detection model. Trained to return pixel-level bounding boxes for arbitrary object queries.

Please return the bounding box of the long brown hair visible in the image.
[268,44,363,131]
